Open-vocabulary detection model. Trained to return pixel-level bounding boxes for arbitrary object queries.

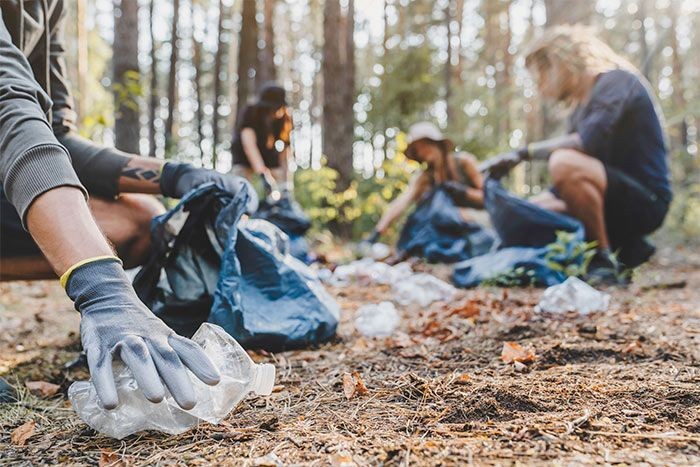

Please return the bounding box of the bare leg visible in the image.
[0,194,164,281]
[530,190,568,213]
[548,149,609,248]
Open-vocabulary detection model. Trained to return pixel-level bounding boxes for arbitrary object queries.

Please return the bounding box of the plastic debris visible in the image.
[536,276,611,314]
[393,273,456,307]
[68,323,275,439]
[355,301,400,337]
[328,259,412,287]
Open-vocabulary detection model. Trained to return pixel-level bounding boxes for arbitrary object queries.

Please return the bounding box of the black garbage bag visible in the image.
[133,183,339,350]
[397,186,496,263]
[252,195,312,263]
[452,179,585,288]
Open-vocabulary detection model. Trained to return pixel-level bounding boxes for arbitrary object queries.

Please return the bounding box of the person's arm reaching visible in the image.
[0,12,220,409]
[374,172,430,236]
[241,128,272,178]
[480,133,583,178]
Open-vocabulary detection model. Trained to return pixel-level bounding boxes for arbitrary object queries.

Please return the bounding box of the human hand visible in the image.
[160,162,251,199]
[63,257,221,410]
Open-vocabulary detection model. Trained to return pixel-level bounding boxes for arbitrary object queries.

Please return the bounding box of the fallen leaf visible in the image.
[455,374,471,385]
[331,453,356,467]
[342,373,356,399]
[448,300,481,318]
[352,371,368,396]
[25,381,60,398]
[342,371,369,399]
[501,341,536,364]
[99,450,123,467]
[11,420,36,446]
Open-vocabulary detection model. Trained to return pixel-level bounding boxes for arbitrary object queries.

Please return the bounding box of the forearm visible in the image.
[279,148,290,184]
[376,196,410,233]
[118,156,164,194]
[25,187,114,275]
[465,187,484,208]
[526,133,583,160]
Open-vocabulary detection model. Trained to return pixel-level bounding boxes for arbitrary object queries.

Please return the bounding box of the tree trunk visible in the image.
[212,0,227,168]
[323,0,354,191]
[237,0,259,117]
[113,0,140,154]
[637,0,651,81]
[668,0,688,150]
[76,0,88,118]
[259,0,277,83]
[148,0,158,157]
[444,0,453,127]
[192,0,205,163]
[543,0,593,26]
[164,0,180,152]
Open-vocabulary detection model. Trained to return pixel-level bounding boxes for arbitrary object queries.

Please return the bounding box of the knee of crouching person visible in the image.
[548,149,578,189]
[119,194,165,267]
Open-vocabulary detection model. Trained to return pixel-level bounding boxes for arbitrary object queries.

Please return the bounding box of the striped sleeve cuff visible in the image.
[3,144,87,228]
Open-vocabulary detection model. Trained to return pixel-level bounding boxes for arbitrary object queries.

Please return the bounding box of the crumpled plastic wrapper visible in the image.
[392,273,457,307]
[328,259,413,287]
[68,323,275,439]
[355,301,400,337]
[536,276,610,314]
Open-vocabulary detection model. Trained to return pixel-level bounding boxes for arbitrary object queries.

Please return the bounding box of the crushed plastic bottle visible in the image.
[392,273,457,307]
[68,323,275,439]
[354,301,400,337]
[536,276,610,314]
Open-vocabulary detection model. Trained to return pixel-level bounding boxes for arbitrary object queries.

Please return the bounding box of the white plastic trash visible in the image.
[355,301,400,337]
[536,276,611,314]
[392,273,456,307]
[68,323,275,439]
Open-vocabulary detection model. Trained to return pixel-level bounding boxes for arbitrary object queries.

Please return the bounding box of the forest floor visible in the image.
[1,244,699,466]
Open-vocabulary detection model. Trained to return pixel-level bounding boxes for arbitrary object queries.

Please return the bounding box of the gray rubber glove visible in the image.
[160,162,251,199]
[479,147,528,179]
[64,257,221,410]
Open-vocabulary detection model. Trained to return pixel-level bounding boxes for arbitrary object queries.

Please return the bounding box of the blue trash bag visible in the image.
[252,195,313,263]
[452,179,585,288]
[132,183,339,350]
[397,186,496,263]
[210,218,339,350]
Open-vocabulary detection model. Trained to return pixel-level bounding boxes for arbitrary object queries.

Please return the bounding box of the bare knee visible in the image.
[548,149,605,192]
[91,194,165,267]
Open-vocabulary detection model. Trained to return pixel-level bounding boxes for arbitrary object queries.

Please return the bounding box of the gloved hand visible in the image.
[160,162,250,199]
[479,147,529,179]
[443,181,471,206]
[62,256,221,410]
[364,229,380,245]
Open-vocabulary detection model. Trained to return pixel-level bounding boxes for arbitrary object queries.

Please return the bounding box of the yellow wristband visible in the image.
[59,255,122,289]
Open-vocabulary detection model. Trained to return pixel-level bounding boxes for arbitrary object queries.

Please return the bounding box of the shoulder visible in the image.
[593,69,644,99]
[454,151,478,166]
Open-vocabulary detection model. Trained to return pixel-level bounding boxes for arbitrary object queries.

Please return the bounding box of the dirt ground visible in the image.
[1,245,699,466]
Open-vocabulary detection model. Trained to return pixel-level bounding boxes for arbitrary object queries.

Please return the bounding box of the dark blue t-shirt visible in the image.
[569,69,672,203]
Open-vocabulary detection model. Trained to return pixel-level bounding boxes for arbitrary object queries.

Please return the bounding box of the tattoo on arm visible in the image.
[121,166,161,184]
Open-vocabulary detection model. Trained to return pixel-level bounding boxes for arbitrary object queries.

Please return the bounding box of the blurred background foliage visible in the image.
[60,0,698,242]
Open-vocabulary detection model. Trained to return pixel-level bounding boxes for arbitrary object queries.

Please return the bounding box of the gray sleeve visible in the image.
[0,10,86,226]
[57,132,133,199]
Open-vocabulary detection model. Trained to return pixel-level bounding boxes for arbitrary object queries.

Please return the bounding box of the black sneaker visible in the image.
[0,377,17,403]
[585,249,627,287]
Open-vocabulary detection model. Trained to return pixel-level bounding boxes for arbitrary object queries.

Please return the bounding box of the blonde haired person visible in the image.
[491,25,671,283]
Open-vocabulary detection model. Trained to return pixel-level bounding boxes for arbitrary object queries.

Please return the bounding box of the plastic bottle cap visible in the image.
[253,364,276,396]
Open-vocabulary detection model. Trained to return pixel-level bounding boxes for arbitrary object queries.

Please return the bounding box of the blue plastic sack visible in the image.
[252,196,312,263]
[133,183,339,350]
[452,179,584,288]
[397,186,496,263]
